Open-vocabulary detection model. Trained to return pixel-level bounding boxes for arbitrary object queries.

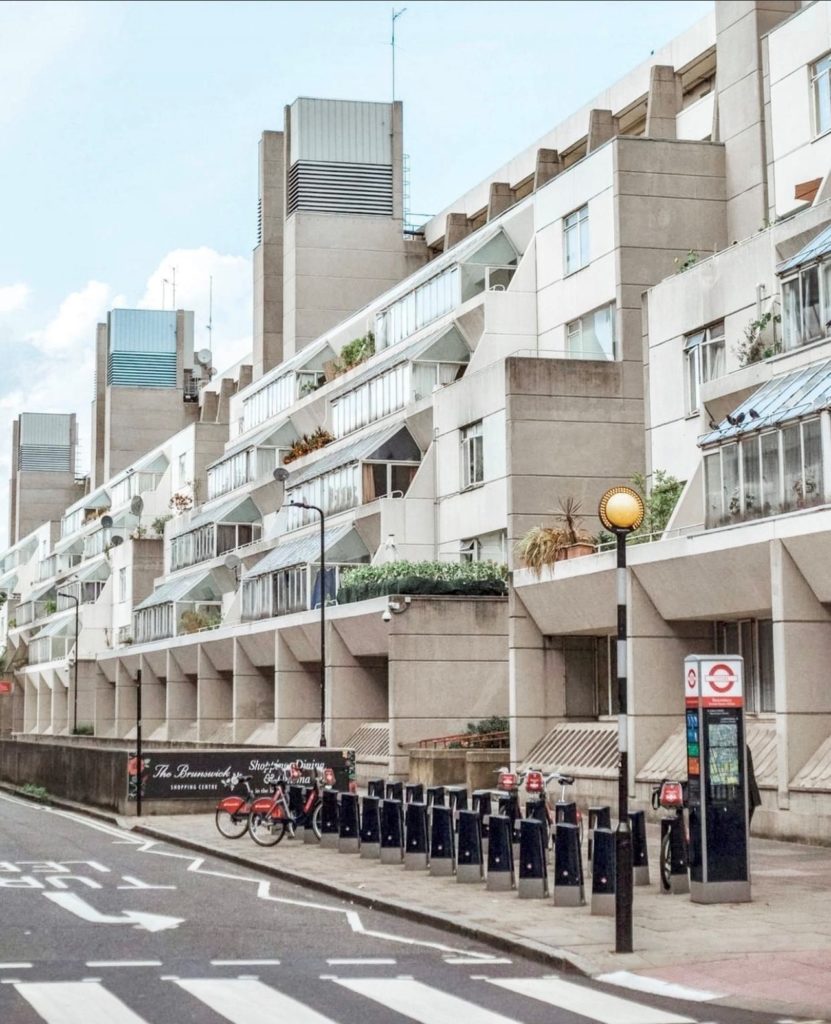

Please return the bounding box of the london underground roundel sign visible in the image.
[700,658,743,707]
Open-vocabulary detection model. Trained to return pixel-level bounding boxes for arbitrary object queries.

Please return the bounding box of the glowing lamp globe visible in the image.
[598,486,645,533]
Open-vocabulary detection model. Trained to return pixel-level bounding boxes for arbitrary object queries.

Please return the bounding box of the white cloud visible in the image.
[137,246,252,372]
[26,280,114,353]
[0,282,30,314]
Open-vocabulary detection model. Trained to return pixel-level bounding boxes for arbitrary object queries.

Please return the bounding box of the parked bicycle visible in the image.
[247,764,332,847]
[214,773,259,839]
[521,768,584,848]
[651,777,688,891]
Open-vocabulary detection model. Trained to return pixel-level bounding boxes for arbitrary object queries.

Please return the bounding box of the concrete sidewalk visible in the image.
[128,811,831,1021]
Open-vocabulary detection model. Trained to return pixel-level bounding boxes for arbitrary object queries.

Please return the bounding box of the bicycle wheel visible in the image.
[248,811,288,847]
[215,807,248,839]
[309,802,322,840]
[660,831,672,892]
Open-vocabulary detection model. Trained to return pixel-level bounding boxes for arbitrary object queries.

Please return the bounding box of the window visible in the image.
[375,267,460,350]
[812,52,831,137]
[332,363,411,438]
[781,263,831,349]
[563,205,589,275]
[460,538,481,562]
[716,619,775,713]
[118,568,127,603]
[684,321,725,413]
[566,303,615,360]
[562,635,617,717]
[703,418,824,527]
[461,421,484,489]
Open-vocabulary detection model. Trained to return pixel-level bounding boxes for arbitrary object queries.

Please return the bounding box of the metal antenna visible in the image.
[392,7,407,102]
[207,275,213,344]
[163,267,176,310]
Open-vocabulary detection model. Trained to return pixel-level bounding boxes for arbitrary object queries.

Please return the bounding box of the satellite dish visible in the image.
[130,496,144,516]
[224,554,241,571]
[100,515,113,529]
[110,535,124,547]
[196,349,213,367]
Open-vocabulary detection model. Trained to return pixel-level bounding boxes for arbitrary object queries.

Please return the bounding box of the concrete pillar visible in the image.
[114,659,137,738]
[771,541,831,809]
[93,666,115,738]
[444,212,471,250]
[253,130,285,379]
[274,632,318,745]
[587,109,616,152]
[74,660,96,732]
[50,670,68,736]
[215,379,234,425]
[327,623,387,747]
[645,65,682,140]
[233,639,274,743]
[22,676,35,732]
[200,391,218,422]
[138,655,166,736]
[628,573,712,785]
[35,674,49,734]
[508,590,565,766]
[714,1,799,240]
[237,364,253,391]
[533,148,562,190]
[197,646,233,743]
[166,650,196,741]
[487,182,514,221]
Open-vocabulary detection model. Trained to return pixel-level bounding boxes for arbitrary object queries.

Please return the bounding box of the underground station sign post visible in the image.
[684,655,751,904]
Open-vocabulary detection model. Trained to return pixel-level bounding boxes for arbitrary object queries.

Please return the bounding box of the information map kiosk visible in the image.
[684,655,751,904]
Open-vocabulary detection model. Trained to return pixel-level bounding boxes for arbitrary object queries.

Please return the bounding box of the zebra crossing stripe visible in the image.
[483,977,697,1024]
[331,977,518,1024]
[174,978,336,1023]
[14,981,150,1024]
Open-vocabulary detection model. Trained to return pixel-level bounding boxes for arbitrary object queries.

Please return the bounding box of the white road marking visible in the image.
[175,978,336,1023]
[117,875,176,890]
[446,956,512,964]
[85,960,162,968]
[14,981,150,1023]
[597,969,724,1002]
[0,962,32,969]
[44,892,183,931]
[332,977,518,1024]
[484,977,696,1024]
[1,979,23,984]
[326,957,397,965]
[210,959,281,966]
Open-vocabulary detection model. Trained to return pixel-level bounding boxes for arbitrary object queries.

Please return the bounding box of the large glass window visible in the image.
[704,418,824,527]
[332,363,412,438]
[684,321,725,413]
[781,264,831,349]
[716,618,775,713]
[563,205,589,275]
[375,267,460,351]
[461,421,484,489]
[566,303,615,360]
[812,52,831,137]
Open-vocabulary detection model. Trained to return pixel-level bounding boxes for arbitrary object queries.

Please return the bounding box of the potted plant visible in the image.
[515,497,596,574]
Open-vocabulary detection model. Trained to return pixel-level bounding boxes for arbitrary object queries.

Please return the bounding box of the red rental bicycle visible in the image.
[248,764,332,847]
[214,773,258,839]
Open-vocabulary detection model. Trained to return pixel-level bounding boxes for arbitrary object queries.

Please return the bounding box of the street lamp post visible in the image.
[598,485,645,955]
[56,589,80,734]
[270,469,327,748]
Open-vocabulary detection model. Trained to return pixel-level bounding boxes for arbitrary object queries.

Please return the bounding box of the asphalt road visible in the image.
[0,791,782,1024]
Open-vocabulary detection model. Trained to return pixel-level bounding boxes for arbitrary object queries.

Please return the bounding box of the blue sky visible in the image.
[0,0,712,543]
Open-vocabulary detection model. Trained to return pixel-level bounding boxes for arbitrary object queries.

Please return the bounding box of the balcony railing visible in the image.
[57,581,105,610]
[16,600,53,627]
[170,522,262,572]
[241,562,350,622]
[28,636,72,666]
[133,600,222,644]
[37,553,82,583]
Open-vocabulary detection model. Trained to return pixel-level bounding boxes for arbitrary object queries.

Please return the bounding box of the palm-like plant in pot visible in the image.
[516,497,596,575]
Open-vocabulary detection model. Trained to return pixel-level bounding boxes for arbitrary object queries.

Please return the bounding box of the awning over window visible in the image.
[33,612,75,638]
[72,556,111,583]
[286,423,420,489]
[134,569,224,610]
[699,358,831,446]
[211,418,296,464]
[777,223,831,275]
[242,525,367,579]
[185,495,263,531]
[461,229,518,267]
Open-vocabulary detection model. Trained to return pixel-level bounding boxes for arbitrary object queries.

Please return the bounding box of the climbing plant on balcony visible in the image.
[282,426,335,465]
[337,559,507,603]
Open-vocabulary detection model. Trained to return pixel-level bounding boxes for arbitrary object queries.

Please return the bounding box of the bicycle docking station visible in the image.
[684,655,752,905]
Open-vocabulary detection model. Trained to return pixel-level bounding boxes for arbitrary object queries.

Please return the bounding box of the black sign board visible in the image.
[127,748,355,801]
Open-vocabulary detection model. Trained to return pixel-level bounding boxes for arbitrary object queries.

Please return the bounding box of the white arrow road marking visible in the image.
[44,892,183,931]
[14,981,150,1024]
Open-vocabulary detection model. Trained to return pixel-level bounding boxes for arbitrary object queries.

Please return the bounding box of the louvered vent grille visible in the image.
[344,722,390,760]
[18,445,72,472]
[108,352,177,388]
[520,722,619,778]
[287,160,393,216]
[257,197,262,245]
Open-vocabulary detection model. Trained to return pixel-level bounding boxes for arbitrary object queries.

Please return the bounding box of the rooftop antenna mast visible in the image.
[163,267,176,310]
[392,7,407,102]
[206,275,213,346]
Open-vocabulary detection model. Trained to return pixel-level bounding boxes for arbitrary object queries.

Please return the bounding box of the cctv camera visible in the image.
[382,608,392,623]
